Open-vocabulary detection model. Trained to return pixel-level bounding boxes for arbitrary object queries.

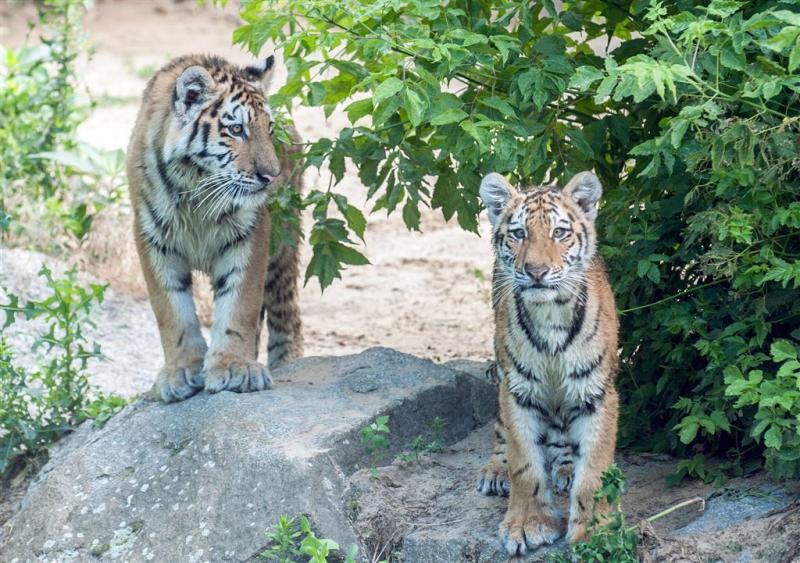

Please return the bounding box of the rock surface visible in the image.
[0,348,495,562]
[3,348,799,563]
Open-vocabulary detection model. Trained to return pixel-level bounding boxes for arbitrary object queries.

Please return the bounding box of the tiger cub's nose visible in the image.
[526,264,550,283]
[256,171,274,185]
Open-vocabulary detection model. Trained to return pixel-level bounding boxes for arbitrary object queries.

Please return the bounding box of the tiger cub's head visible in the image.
[479,171,603,303]
[168,55,282,206]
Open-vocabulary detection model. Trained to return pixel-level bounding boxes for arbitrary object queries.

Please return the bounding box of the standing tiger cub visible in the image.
[127,54,303,403]
[476,171,619,555]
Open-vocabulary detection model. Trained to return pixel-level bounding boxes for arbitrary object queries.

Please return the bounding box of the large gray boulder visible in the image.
[1,348,495,562]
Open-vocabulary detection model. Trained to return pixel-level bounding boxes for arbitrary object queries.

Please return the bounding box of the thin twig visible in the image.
[618,279,726,315]
[626,496,705,532]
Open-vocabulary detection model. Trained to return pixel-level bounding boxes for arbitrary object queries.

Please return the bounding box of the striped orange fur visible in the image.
[127,54,303,403]
[477,171,620,555]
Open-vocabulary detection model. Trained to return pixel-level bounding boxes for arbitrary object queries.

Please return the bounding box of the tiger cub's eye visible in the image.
[229,124,244,136]
[552,227,570,238]
[509,228,526,240]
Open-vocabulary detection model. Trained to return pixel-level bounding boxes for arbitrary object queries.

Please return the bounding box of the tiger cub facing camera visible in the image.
[127,54,303,403]
[477,171,620,555]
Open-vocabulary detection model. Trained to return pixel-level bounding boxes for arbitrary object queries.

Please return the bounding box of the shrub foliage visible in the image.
[0,0,124,248]
[229,0,800,478]
[0,267,126,478]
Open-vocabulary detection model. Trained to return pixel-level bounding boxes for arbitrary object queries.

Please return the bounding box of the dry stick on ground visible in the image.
[629,496,706,532]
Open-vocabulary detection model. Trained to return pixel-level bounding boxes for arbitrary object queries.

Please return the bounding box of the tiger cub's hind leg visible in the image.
[477,420,510,496]
[263,210,303,369]
[263,127,304,369]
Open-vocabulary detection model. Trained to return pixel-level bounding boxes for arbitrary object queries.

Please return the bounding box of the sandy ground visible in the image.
[351,424,800,562]
[0,0,495,399]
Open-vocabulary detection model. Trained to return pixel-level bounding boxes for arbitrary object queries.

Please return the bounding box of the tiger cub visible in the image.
[127,54,303,403]
[476,171,619,555]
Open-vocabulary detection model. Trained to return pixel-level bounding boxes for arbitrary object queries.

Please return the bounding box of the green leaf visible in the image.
[430,107,468,126]
[764,426,782,450]
[404,88,427,127]
[636,259,650,278]
[402,199,421,231]
[771,340,797,363]
[493,132,518,173]
[679,421,699,444]
[670,119,690,148]
[569,66,604,91]
[333,195,367,241]
[772,10,800,27]
[479,96,517,119]
[345,99,373,123]
[335,243,370,266]
[765,27,800,52]
[329,150,345,184]
[720,46,746,71]
[373,77,404,106]
[460,121,489,150]
[777,360,800,377]
[790,39,800,72]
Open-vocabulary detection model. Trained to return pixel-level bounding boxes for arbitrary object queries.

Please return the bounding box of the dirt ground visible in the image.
[0,0,495,385]
[349,424,800,562]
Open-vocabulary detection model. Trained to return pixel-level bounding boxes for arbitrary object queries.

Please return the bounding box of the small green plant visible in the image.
[722,339,800,478]
[399,416,446,463]
[0,266,126,477]
[551,465,706,562]
[1,0,88,212]
[261,515,302,562]
[550,464,637,563]
[360,415,390,478]
[261,515,357,563]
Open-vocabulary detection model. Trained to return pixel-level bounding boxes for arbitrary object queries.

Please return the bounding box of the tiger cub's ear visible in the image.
[480,172,516,228]
[564,171,602,222]
[245,55,276,94]
[175,66,215,124]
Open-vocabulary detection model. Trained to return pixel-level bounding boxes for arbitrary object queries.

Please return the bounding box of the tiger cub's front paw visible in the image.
[203,356,272,394]
[499,505,562,556]
[156,362,205,403]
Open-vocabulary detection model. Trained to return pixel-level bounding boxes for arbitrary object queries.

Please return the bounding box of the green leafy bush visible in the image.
[0,266,126,478]
[229,0,800,479]
[588,1,800,480]
[0,0,123,247]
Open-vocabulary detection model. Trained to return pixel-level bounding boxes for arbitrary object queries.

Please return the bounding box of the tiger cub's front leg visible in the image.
[567,387,619,542]
[203,208,272,394]
[498,384,562,557]
[134,225,207,403]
